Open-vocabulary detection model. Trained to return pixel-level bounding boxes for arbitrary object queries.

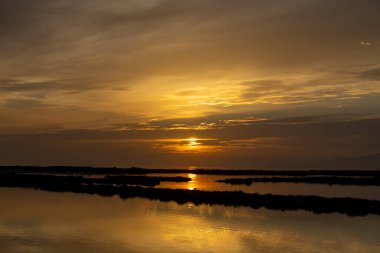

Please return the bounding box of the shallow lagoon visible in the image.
[154,173,380,200]
[0,188,379,253]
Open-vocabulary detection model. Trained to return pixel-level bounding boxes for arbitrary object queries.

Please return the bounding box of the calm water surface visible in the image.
[154,173,380,200]
[0,188,379,253]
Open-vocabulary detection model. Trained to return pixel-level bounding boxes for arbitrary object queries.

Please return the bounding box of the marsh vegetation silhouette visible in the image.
[0,171,379,217]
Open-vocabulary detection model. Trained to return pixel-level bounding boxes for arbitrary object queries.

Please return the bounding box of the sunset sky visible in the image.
[0,0,379,168]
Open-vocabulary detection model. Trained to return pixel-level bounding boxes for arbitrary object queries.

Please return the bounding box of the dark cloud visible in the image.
[2,98,44,109]
[1,0,379,79]
[356,68,380,81]
[0,79,66,92]
[0,78,114,93]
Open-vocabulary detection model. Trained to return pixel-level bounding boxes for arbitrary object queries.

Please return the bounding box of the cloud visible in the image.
[2,98,45,109]
[1,0,379,81]
[0,79,81,93]
[356,68,380,81]
[0,0,379,164]
[1,114,380,168]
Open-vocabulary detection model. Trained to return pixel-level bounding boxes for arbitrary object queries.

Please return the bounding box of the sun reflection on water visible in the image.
[187,173,197,190]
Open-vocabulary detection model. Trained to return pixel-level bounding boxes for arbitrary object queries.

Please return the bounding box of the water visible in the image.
[0,188,379,253]
[154,173,380,200]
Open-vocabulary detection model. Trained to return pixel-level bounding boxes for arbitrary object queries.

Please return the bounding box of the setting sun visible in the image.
[187,138,200,146]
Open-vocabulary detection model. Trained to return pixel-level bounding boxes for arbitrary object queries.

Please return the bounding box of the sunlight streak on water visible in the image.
[187,173,197,190]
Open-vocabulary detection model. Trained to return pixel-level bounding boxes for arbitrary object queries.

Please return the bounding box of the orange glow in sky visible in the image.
[0,0,379,169]
[154,138,221,154]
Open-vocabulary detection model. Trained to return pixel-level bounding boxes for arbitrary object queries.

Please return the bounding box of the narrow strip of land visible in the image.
[1,166,380,177]
[216,176,380,186]
[0,174,190,187]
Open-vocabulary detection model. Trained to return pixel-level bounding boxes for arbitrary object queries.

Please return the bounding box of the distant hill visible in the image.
[311,153,380,170]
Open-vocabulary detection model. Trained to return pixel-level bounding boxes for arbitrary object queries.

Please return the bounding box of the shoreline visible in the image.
[1,165,380,176]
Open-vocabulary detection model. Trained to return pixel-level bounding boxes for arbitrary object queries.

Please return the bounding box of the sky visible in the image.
[0,0,379,169]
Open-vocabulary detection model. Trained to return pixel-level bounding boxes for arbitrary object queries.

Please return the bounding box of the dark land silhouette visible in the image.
[1,166,380,176]
[0,172,380,216]
[0,173,190,187]
[217,176,380,186]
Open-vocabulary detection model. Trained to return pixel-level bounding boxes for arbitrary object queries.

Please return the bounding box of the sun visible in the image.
[159,137,220,153]
[179,138,200,151]
[187,138,199,146]
[186,137,199,145]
